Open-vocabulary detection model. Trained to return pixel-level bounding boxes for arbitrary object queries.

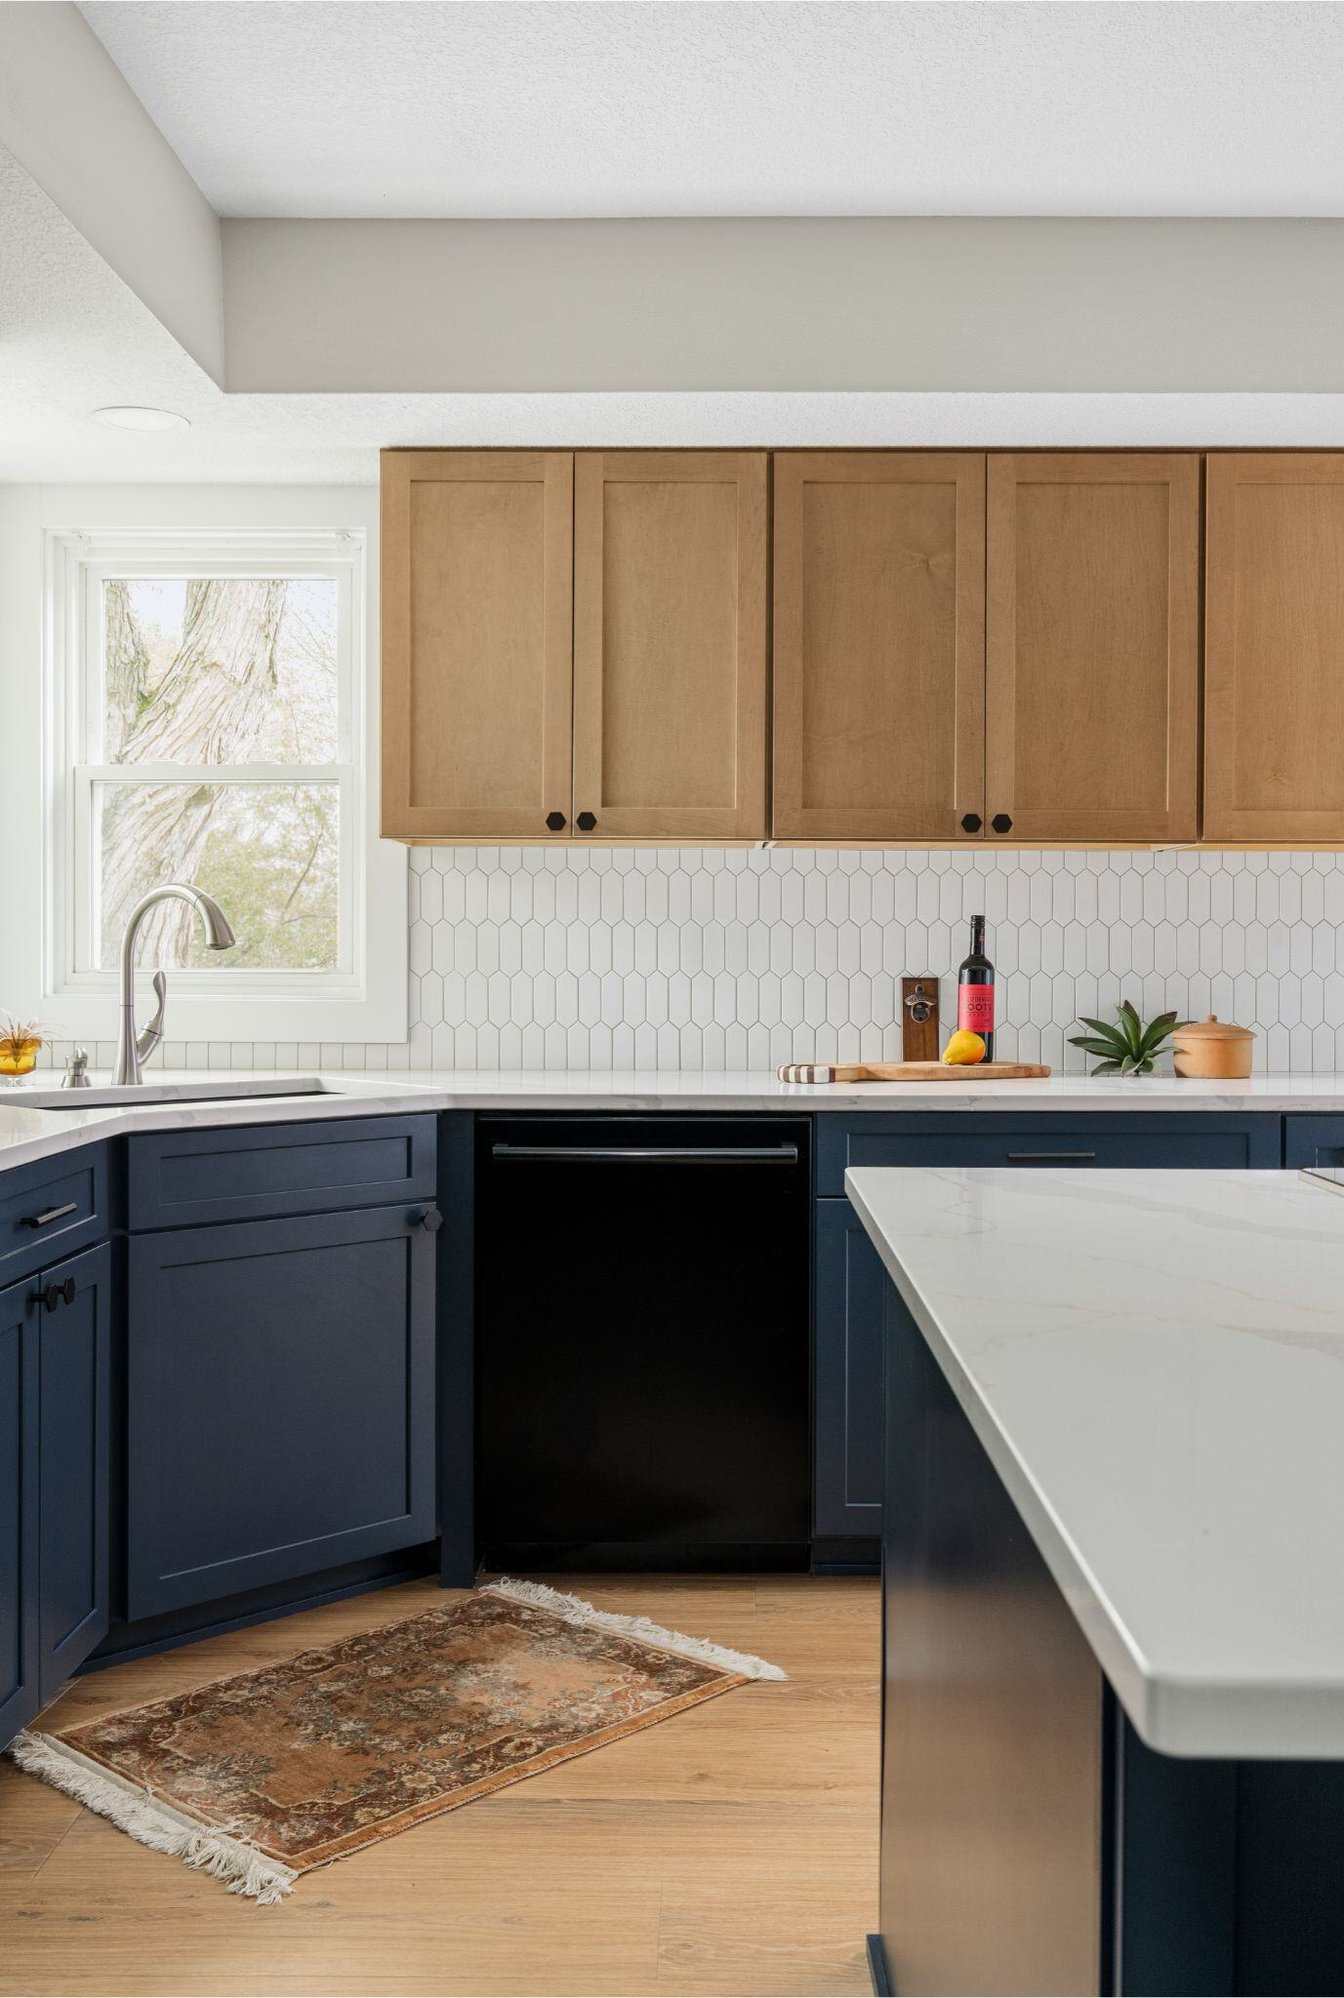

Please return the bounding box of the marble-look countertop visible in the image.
[847,1161,1344,1759]
[1,1066,1344,1178]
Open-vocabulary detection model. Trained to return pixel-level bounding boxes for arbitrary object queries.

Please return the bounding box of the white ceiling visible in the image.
[79,0,1344,221]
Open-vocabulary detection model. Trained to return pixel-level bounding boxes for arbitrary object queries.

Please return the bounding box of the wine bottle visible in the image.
[957,914,996,1059]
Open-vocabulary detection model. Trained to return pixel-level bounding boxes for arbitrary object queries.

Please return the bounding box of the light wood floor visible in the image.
[0,1573,879,1998]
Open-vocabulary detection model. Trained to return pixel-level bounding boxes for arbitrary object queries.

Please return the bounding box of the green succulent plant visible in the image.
[1068,1001,1184,1077]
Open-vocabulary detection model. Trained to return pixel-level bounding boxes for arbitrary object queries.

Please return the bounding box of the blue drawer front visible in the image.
[127,1115,437,1229]
[816,1113,1281,1193]
[0,1147,109,1288]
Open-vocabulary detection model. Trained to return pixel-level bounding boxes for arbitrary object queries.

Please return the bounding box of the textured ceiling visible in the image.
[79,1,1344,221]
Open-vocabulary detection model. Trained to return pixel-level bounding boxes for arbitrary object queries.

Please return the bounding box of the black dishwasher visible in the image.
[476,1116,811,1571]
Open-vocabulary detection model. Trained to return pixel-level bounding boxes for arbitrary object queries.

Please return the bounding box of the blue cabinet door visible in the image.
[127,1204,436,1619]
[0,1273,39,1748]
[814,1199,887,1540]
[816,1113,1282,1544]
[38,1242,111,1703]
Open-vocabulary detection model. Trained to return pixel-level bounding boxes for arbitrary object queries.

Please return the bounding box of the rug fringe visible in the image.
[486,1578,787,1682]
[7,1731,296,1905]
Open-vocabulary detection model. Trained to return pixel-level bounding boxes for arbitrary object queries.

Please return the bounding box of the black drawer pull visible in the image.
[410,1205,444,1233]
[21,1201,78,1229]
[33,1276,77,1313]
[492,1143,799,1165]
[1005,1151,1097,1163]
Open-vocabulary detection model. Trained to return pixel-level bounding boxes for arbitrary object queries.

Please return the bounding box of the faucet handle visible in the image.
[135,969,168,1063]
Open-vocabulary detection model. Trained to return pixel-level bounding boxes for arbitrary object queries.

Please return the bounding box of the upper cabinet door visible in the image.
[381,450,573,840]
[772,453,986,842]
[1205,454,1344,843]
[573,452,768,841]
[986,454,1200,844]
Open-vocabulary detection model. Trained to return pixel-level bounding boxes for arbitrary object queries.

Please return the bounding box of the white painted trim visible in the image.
[0,487,406,1045]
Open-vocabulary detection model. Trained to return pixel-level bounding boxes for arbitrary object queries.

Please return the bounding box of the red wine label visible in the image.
[957,983,996,1034]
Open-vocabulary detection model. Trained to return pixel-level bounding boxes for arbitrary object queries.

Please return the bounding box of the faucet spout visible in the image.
[113,885,236,1086]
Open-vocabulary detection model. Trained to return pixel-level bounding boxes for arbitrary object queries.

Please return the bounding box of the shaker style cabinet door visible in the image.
[381,450,574,840]
[772,452,986,841]
[0,1275,39,1749]
[37,1243,111,1703]
[985,453,1200,844]
[1204,453,1344,842]
[572,451,768,841]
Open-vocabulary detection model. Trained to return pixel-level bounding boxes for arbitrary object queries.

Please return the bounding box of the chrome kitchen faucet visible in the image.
[113,885,236,1086]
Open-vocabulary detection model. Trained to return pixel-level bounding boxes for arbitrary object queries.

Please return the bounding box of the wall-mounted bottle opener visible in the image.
[901,976,940,1062]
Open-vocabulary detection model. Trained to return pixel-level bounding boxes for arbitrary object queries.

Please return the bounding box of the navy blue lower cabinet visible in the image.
[0,1272,40,1748]
[815,1112,1283,1551]
[37,1242,111,1703]
[1283,1116,1344,1169]
[813,1199,886,1540]
[126,1204,436,1619]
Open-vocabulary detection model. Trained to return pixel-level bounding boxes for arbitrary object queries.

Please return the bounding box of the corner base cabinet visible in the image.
[1,1240,111,1747]
[125,1120,438,1621]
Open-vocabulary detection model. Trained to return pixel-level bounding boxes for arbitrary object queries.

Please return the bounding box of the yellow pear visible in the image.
[941,1029,987,1066]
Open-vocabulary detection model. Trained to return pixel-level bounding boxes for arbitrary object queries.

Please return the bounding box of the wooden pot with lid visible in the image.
[1171,1014,1255,1079]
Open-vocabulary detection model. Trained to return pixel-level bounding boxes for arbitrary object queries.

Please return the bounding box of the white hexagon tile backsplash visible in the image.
[42,846,1344,1073]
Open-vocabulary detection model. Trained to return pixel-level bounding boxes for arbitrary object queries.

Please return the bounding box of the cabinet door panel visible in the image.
[814,1198,886,1539]
[986,453,1200,843]
[1205,454,1344,841]
[38,1243,111,1702]
[773,452,985,841]
[573,451,767,840]
[382,449,573,840]
[0,1275,39,1748]
[127,1207,436,1618]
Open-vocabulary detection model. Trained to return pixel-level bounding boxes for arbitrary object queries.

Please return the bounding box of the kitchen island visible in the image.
[847,1163,1344,1997]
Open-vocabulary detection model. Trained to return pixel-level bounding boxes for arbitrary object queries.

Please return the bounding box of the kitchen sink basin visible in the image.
[11,1075,359,1111]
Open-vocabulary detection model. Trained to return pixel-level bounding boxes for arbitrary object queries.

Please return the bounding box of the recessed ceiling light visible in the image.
[90,406,190,432]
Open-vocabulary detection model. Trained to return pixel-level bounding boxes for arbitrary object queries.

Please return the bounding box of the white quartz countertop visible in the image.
[846,1161,1344,1760]
[1,1066,1343,1177]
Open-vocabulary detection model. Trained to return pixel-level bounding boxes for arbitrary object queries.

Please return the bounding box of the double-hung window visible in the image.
[20,522,406,1046]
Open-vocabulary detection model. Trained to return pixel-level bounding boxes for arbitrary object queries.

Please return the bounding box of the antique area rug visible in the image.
[7,1579,785,1904]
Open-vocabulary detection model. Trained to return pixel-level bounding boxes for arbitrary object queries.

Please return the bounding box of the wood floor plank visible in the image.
[1,1573,879,1997]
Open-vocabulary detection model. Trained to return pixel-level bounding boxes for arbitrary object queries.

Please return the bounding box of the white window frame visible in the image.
[21,520,406,1045]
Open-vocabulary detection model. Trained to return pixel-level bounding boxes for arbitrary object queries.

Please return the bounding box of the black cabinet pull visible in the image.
[33,1276,77,1312]
[410,1206,444,1233]
[960,813,982,834]
[545,811,567,832]
[1005,1151,1097,1163]
[575,811,597,832]
[991,813,1013,834]
[21,1201,78,1230]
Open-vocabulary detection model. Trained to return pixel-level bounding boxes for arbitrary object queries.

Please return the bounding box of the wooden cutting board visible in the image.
[776,1060,1052,1084]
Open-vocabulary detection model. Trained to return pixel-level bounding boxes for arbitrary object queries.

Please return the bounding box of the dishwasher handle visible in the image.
[490,1142,800,1165]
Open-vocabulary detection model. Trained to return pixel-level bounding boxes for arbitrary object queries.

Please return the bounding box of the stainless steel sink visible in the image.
[12,1075,350,1110]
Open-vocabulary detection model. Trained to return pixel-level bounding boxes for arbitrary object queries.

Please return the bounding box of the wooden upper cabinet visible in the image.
[772,454,986,841]
[986,454,1200,844]
[381,450,573,840]
[1205,454,1344,842]
[572,452,768,841]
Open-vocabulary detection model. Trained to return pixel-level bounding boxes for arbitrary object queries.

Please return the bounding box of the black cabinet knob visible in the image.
[575,812,597,832]
[960,813,982,834]
[991,813,1013,835]
[410,1206,443,1233]
[545,811,566,832]
[34,1277,76,1313]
